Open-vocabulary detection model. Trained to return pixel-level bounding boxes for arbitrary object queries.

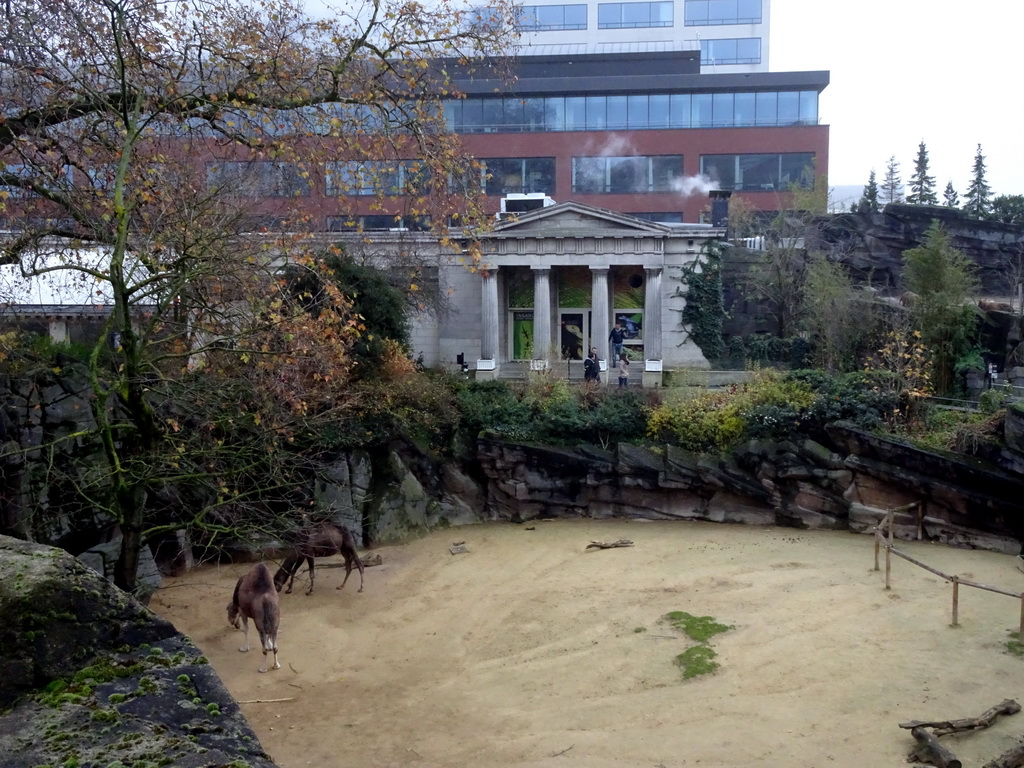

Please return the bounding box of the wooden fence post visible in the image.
[885,510,893,590]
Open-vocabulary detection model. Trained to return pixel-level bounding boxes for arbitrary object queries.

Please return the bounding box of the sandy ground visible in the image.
[149,520,1024,768]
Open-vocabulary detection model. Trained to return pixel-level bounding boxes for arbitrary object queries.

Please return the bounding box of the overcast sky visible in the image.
[769,0,1022,204]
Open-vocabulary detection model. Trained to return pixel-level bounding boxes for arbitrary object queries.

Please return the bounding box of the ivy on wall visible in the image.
[676,244,725,363]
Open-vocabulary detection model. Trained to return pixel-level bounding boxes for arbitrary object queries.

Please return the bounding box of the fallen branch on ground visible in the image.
[586,539,634,550]
[900,699,1021,768]
[901,699,1021,736]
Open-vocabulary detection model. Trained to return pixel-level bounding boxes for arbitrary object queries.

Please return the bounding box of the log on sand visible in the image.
[585,539,634,550]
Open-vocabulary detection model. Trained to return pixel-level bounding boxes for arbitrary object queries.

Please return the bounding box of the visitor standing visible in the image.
[609,321,626,359]
[617,353,630,388]
[583,347,600,382]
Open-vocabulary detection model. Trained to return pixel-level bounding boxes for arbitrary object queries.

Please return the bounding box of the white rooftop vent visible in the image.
[498,193,556,219]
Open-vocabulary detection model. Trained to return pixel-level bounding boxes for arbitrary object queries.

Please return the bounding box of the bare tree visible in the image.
[0,0,518,591]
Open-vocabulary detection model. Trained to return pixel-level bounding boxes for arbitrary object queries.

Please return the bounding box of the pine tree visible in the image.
[942,181,960,208]
[880,155,904,205]
[906,141,937,204]
[963,143,992,218]
[857,169,879,213]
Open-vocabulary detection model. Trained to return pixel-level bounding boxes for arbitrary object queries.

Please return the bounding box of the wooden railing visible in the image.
[873,503,1024,635]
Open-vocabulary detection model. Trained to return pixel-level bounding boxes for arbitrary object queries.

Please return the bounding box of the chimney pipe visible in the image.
[709,189,731,229]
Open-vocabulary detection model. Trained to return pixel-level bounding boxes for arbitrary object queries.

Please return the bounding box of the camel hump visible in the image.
[251,562,275,592]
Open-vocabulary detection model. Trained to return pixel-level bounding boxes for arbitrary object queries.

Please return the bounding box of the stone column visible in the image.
[590,267,610,381]
[532,267,551,368]
[477,267,499,380]
[643,267,664,388]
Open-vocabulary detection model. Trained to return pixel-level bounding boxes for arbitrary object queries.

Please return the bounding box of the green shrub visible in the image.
[455,380,532,439]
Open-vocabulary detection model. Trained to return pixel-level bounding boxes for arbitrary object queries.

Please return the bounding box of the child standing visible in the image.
[617,353,629,388]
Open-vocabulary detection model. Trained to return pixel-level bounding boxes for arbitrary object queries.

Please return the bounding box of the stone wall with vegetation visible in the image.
[476,421,1024,553]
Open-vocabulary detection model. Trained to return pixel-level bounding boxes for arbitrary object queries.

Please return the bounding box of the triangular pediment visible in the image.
[489,201,672,238]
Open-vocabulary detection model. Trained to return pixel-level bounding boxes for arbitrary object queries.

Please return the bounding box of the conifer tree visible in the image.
[857,170,879,213]
[942,181,960,208]
[963,143,992,218]
[880,155,904,205]
[906,141,937,204]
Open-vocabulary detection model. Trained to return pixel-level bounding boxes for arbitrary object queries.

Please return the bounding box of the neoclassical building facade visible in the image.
[409,200,725,385]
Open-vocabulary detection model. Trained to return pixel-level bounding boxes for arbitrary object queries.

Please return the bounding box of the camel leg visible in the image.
[238,616,251,653]
[284,565,295,594]
[258,630,279,672]
[337,562,351,591]
[305,557,315,595]
[267,635,280,671]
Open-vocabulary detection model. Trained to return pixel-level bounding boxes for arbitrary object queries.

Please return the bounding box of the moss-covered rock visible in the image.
[0,535,280,768]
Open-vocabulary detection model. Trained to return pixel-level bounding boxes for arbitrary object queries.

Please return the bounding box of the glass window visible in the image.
[482,99,504,131]
[207,162,310,197]
[650,156,682,191]
[608,157,645,192]
[586,96,607,130]
[701,38,760,65]
[780,153,815,187]
[738,154,776,190]
[686,0,761,25]
[699,153,814,190]
[692,94,713,128]
[627,94,648,129]
[737,0,761,22]
[712,93,733,126]
[523,98,547,131]
[799,91,818,125]
[443,87,820,133]
[700,155,736,188]
[565,97,587,131]
[755,91,777,126]
[670,94,691,128]
[685,0,709,24]
[777,91,799,124]
[572,157,605,193]
[443,100,460,131]
[481,157,555,195]
[545,97,566,131]
[572,155,682,193]
[462,99,484,132]
[520,4,587,30]
[737,38,761,62]
[503,98,525,131]
[326,161,427,197]
[648,94,670,129]
[607,95,629,130]
[734,92,755,126]
[598,1,673,28]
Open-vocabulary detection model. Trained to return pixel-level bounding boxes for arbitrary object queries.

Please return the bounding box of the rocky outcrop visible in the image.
[0,535,279,768]
[475,423,1024,554]
[721,205,1024,342]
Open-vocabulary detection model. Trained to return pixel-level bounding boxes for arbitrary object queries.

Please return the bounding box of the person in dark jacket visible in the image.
[583,347,600,382]
[609,321,626,359]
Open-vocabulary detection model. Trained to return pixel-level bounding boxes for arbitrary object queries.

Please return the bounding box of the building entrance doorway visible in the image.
[559,310,592,360]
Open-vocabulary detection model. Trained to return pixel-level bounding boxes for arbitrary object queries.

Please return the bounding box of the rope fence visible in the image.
[873,503,1024,636]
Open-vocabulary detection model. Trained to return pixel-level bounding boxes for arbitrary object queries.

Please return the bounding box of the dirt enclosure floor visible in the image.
[149,520,1024,768]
